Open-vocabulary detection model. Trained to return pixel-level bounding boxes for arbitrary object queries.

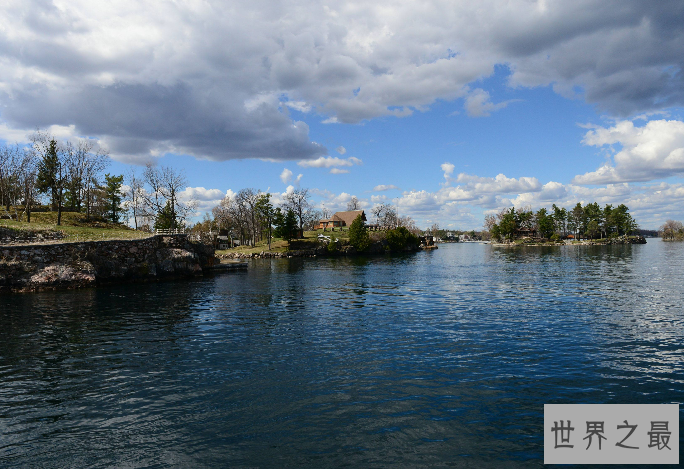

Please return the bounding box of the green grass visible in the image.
[215,229,348,255]
[0,210,151,243]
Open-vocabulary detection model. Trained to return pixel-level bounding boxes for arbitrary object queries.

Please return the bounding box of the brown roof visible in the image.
[333,210,366,226]
[319,210,366,226]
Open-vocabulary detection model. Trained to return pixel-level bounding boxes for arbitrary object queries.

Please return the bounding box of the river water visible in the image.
[1,241,683,467]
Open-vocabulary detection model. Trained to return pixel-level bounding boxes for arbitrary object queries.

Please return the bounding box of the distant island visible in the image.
[484,203,646,245]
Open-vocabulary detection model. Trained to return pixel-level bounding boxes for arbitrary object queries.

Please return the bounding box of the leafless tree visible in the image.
[283,188,313,231]
[398,215,420,234]
[660,219,684,240]
[483,214,497,232]
[143,164,196,230]
[71,139,109,219]
[212,194,234,233]
[372,202,399,228]
[232,188,260,246]
[347,196,361,211]
[124,170,147,230]
[0,144,26,216]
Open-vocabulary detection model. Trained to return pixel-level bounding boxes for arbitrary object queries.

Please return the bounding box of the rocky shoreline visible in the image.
[219,240,420,259]
[491,234,647,247]
[0,235,217,293]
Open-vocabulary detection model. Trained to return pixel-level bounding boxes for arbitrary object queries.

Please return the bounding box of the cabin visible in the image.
[318,210,366,230]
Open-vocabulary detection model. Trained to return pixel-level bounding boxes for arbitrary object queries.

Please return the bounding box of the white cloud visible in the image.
[284,101,313,113]
[574,119,684,184]
[330,168,349,174]
[0,1,681,162]
[441,162,455,179]
[373,184,400,191]
[280,168,293,184]
[455,173,541,193]
[180,187,225,201]
[464,88,518,117]
[297,155,363,168]
[178,186,230,212]
[336,146,346,155]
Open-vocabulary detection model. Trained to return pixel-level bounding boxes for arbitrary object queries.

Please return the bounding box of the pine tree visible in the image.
[348,214,370,251]
[104,173,124,223]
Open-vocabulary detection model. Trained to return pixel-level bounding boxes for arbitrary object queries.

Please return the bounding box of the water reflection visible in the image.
[1,241,683,467]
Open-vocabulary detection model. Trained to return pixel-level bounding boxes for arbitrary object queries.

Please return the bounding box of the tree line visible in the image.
[659,220,684,240]
[0,130,111,224]
[0,130,196,230]
[485,202,638,242]
[193,188,422,248]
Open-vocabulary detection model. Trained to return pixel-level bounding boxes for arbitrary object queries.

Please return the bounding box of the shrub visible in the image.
[385,226,419,251]
[326,235,339,254]
[348,214,370,252]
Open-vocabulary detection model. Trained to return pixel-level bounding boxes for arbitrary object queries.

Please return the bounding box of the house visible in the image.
[215,235,232,249]
[318,210,366,230]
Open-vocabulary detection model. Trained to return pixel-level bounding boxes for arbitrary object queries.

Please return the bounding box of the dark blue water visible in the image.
[1,241,683,467]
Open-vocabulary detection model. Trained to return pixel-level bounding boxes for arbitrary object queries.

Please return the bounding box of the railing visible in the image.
[154,228,186,236]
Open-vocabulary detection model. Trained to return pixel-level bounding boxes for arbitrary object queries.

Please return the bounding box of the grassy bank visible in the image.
[216,228,351,256]
[0,211,149,243]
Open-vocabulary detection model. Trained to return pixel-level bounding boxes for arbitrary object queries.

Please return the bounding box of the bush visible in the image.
[348,214,370,252]
[326,235,339,254]
[385,227,419,251]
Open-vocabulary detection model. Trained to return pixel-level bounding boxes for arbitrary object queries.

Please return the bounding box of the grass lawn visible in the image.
[215,228,351,255]
[0,210,150,243]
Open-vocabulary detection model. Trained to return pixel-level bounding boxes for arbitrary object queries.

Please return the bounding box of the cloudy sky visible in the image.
[1,0,684,229]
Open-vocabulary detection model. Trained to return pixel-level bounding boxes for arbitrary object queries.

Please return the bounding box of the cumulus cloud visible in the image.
[280,168,293,184]
[372,184,400,191]
[180,187,225,201]
[441,162,455,179]
[464,89,518,117]
[0,1,682,162]
[178,186,231,211]
[297,155,363,168]
[455,173,542,193]
[573,119,684,184]
[336,146,346,155]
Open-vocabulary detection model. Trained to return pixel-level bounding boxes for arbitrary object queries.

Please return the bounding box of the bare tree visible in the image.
[347,196,361,211]
[16,149,38,223]
[283,188,313,232]
[372,202,399,228]
[70,139,109,220]
[398,215,419,234]
[483,214,497,232]
[233,188,260,246]
[660,220,684,240]
[212,194,234,232]
[0,144,27,216]
[124,170,146,230]
[143,165,196,230]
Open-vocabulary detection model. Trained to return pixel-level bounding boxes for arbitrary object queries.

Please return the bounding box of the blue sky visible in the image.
[1,1,684,229]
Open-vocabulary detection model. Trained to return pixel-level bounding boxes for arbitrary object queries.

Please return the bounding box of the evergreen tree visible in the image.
[274,209,298,246]
[154,201,175,231]
[255,193,275,250]
[535,207,554,239]
[36,138,60,211]
[348,214,370,251]
[103,173,124,223]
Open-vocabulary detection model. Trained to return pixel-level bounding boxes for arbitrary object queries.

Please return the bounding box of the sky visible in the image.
[1,0,684,230]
